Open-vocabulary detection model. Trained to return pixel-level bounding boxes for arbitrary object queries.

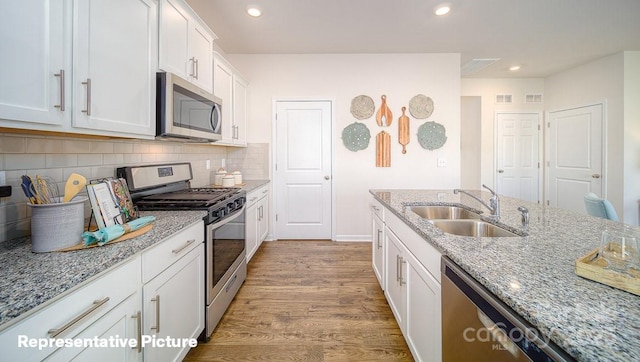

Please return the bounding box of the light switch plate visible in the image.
[206,160,211,170]
[0,171,5,185]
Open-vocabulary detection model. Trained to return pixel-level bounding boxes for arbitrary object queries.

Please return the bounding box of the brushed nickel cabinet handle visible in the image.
[399,258,407,286]
[396,255,401,282]
[48,297,109,338]
[376,229,382,249]
[131,311,142,353]
[592,174,601,179]
[172,239,196,255]
[151,295,160,333]
[54,69,65,111]
[81,78,91,116]
[195,58,199,79]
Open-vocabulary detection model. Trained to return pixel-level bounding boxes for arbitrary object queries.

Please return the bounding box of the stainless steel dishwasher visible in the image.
[441,257,574,362]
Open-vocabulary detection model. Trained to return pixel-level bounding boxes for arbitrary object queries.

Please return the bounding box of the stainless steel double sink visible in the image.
[410,206,518,237]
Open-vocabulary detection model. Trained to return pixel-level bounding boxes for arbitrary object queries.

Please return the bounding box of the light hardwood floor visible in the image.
[184,240,413,361]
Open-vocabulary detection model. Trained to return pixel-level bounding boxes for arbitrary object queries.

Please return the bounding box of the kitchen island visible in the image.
[371,189,640,362]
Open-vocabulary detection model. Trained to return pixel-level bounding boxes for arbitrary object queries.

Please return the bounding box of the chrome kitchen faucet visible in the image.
[453,184,500,218]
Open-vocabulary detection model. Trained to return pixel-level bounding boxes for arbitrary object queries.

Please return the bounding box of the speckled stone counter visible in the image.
[0,210,206,330]
[240,180,270,194]
[370,189,640,362]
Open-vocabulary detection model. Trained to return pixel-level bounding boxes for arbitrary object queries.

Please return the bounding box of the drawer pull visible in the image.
[377,229,382,249]
[131,311,142,353]
[172,239,196,255]
[48,297,109,338]
[81,78,91,116]
[151,295,160,333]
[54,69,65,111]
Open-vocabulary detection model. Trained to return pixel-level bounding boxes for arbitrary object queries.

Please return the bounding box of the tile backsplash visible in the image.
[0,132,269,242]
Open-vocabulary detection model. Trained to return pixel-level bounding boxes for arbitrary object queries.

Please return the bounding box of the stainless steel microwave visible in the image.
[156,72,222,142]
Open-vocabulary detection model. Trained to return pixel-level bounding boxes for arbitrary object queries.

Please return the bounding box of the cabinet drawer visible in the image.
[371,198,385,221]
[247,184,269,206]
[0,257,140,361]
[141,220,204,283]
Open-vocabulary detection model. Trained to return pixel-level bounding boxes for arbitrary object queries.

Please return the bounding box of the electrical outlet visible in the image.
[437,158,447,167]
[221,158,226,169]
[206,160,211,170]
[437,192,446,201]
[0,171,6,185]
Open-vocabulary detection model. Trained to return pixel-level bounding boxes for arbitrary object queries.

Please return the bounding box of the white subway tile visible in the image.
[26,138,63,153]
[46,154,78,168]
[103,154,124,165]
[90,141,114,153]
[5,154,46,170]
[63,140,93,153]
[78,153,103,166]
[123,153,142,164]
[0,136,26,153]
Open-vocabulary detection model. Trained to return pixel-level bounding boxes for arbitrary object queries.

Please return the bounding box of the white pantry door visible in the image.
[274,101,332,239]
[496,112,540,203]
[547,104,604,213]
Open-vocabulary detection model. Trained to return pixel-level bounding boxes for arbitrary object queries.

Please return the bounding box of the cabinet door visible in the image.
[143,243,204,362]
[405,249,442,362]
[189,23,213,93]
[0,0,70,129]
[245,201,259,262]
[213,53,234,144]
[158,0,190,78]
[232,75,248,145]
[257,191,269,243]
[44,293,142,362]
[384,228,406,332]
[73,0,157,137]
[372,213,385,290]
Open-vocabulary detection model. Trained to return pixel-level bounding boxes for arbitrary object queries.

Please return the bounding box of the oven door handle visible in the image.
[209,204,245,230]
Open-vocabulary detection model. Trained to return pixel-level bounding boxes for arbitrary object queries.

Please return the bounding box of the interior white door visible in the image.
[275,101,332,239]
[496,112,540,203]
[547,104,604,213]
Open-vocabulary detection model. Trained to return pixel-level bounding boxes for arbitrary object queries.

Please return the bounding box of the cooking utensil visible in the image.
[376,95,393,127]
[63,173,87,202]
[376,131,391,167]
[21,175,37,204]
[398,106,410,154]
[33,175,60,204]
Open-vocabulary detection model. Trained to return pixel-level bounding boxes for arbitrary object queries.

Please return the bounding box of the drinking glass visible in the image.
[600,229,640,273]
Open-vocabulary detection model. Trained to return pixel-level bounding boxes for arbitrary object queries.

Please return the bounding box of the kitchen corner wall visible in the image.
[0,132,270,242]
[228,53,461,241]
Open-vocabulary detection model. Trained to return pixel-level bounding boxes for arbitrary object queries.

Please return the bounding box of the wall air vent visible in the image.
[461,58,500,76]
[525,93,543,103]
[495,94,513,103]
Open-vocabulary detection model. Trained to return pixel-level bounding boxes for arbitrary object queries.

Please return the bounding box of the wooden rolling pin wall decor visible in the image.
[376,95,393,127]
[376,131,391,167]
[398,106,410,154]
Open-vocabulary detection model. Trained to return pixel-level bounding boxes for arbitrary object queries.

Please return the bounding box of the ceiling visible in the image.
[186,0,640,78]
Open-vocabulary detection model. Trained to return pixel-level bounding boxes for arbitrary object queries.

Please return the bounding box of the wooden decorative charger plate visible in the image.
[57,224,153,252]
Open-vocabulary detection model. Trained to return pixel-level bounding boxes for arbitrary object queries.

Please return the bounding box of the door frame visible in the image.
[271,97,336,241]
[493,111,544,203]
[544,100,608,205]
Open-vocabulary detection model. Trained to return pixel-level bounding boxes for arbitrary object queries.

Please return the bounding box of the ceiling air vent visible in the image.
[495,94,513,103]
[525,93,543,103]
[461,58,500,76]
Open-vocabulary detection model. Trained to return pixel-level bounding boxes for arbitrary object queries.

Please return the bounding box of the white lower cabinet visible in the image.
[0,221,205,361]
[371,199,385,290]
[142,243,204,362]
[0,257,142,361]
[246,184,270,262]
[382,207,442,362]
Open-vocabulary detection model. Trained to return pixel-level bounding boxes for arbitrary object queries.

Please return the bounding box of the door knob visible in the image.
[591,174,601,179]
[498,169,504,173]
[324,175,330,180]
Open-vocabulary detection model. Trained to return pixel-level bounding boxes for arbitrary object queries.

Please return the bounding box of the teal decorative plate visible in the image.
[417,121,447,150]
[342,122,371,151]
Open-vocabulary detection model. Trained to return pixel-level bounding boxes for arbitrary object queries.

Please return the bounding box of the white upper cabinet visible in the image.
[213,52,248,146]
[72,0,157,137]
[159,0,215,93]
[0,0,157,138]
[0,0,71,128]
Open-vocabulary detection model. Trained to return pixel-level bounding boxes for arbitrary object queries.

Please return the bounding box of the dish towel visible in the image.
[82,216,156,246]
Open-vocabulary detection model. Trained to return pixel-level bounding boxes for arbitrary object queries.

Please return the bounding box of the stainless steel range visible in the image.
[117,162,246,341]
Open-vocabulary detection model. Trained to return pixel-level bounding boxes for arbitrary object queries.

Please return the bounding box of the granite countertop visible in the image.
[370,189,640,362]
[0,210,206,331]
[241,180,270,194]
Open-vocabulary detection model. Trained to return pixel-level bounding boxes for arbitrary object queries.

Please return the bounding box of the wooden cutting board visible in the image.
[376,95,393,127]
[398,106,410,154]
[376,131,391,167]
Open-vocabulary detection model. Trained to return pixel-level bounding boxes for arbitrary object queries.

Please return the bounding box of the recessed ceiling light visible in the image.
[509,65,521,71]
[434,4,451,16]
[246,6,262,17]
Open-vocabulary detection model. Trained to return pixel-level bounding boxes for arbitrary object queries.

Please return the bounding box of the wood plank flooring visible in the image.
[184,240,413,361]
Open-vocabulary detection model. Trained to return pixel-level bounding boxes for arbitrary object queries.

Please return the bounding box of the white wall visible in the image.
[460,96,481,189]
[545,53,626,221]
[624,51,640,225]
[461,79,546,188]
[228,53,461,240]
